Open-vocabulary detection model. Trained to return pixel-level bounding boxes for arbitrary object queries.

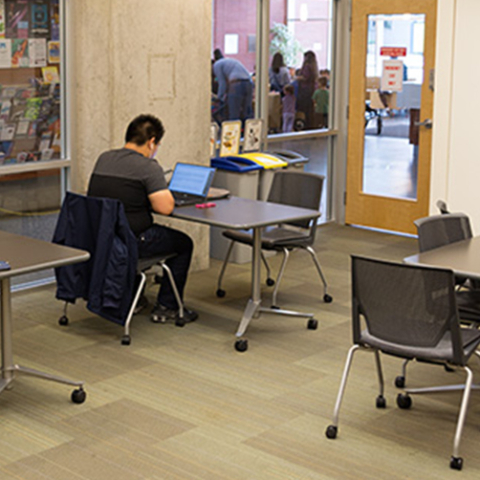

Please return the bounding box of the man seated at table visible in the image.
[87,114,197,323]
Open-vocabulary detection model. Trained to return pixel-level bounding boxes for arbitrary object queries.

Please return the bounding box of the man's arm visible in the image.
[214,62,227,100]
[148,189,175,215]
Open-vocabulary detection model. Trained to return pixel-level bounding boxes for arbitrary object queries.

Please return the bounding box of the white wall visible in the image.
[431,0,480,231]
[69,0,212,269]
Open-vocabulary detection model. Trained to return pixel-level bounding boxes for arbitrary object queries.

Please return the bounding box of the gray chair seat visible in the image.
[222,227,310,250]
[360,328,480,363]
[137,253,177,273]
[216,170,332,307]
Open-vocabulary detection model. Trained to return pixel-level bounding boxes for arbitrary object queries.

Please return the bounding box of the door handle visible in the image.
[414,118,433,129]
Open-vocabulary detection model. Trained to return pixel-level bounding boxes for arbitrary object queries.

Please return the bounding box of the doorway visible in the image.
[345,0,437,234]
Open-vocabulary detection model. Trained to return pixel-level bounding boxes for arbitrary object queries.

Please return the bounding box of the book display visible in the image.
[0,0,62,167]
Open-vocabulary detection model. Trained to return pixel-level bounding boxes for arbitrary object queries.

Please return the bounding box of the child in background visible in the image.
[282,84,296,133]
[312,76,329,128]
[319,68,330,88]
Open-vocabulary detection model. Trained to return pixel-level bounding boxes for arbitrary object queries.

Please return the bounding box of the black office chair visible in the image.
[326,256,480,471]
[215,170,332,307]
[53,193,185,346]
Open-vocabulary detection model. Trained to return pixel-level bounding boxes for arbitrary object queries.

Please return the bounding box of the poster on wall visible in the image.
[50,0,58,40]
[0,38,11,67]
[0,0,6,38]
[11,37,28,67]
[30,0,50,38]
[41,64,58,83]
[28,37,46,66]
[47,39,58,62]
[5,0,28,38]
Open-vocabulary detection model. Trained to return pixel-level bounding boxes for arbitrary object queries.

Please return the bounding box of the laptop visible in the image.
[169,162,216,206]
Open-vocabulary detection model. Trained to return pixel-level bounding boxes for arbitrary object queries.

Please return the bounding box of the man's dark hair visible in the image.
[125,114,165,145]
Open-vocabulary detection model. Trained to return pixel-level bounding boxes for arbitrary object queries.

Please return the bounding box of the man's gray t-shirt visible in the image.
[87,148,167,236]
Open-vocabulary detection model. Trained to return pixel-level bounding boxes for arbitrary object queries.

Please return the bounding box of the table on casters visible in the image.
[174,196,321,352]
[0,231,90,404]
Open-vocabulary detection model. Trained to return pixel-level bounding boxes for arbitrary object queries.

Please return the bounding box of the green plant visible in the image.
[270,22,303,67]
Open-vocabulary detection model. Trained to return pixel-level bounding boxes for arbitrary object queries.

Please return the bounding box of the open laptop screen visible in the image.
[168,163,216,196]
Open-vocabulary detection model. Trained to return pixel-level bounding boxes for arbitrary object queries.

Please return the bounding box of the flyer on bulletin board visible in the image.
[220,120,241,157]
[11,37,28,67]
[29,38,46,66]
[42,65,59,83]
[29,0,50,38]
[0,38,11,67]
[47,40,59,63]
[5,0,29,38]
[0,0,5,38]
[50,0,59,40]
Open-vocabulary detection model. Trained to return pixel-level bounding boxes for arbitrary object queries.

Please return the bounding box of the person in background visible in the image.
[269,52,291,95]
[87,114,197,324]
[295,50,319,129]
[282,84,296,133]
[319,68,330,88]
[312,76,329,128]
[213,48,253,122]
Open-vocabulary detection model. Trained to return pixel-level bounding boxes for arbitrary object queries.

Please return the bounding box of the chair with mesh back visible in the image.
[215,170,332,307]
[325,255,480,471]
[394,213,480,388]
[415,213,480,326]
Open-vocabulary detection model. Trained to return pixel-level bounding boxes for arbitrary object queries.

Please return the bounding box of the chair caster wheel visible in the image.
[395,375,405,388]
[450,456,463,470]
[59,315,69,326]
[376,395,386,408]
[266,278,275,287]
[216,289,226,298]
[175,318,186,327]
[271,305,280,310]
[307,319,318,330]
[396,393,412,409]
[71,388,86,404]
[121,335,131,346]
[325,425,337,439]
[323,294,333,303]
[235,339,248,352]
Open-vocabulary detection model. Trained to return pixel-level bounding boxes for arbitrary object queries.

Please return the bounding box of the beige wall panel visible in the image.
[71,0,212,270]
[70,1,113,187]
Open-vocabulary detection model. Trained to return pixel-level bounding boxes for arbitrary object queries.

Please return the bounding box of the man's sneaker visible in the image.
[150,304,198,325]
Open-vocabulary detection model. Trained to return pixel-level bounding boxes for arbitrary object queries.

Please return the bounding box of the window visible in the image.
[211,1,335,133]
[0,0,65,168]
[211,0,257,126]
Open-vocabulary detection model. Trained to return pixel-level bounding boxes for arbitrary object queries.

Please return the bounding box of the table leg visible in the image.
[0,278,85,401]
[235,227,317,342]
[1,278,14,392]
[235,228,262,338]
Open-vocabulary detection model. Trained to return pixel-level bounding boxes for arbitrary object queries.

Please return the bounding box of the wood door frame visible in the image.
[345,0,437,234]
